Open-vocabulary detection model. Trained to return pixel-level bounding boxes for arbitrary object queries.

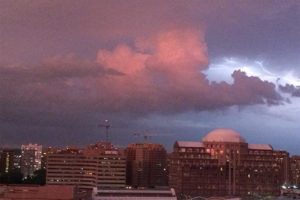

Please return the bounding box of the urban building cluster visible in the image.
[0,129,300,200]
[0,144,42,179]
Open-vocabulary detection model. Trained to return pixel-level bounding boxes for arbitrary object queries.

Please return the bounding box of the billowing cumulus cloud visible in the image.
[0,28,283,128]
[0,0,299,154]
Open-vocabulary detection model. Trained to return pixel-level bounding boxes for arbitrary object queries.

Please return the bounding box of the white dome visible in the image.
[202,129,246,143]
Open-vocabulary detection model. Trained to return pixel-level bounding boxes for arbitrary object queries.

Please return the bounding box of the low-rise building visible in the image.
[0,185,75,200]
[91,187,177,200]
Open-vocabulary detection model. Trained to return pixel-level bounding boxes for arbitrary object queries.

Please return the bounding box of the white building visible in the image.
[21,143,42,177]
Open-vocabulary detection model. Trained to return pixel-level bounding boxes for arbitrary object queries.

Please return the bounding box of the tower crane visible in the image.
[98,120,111,142]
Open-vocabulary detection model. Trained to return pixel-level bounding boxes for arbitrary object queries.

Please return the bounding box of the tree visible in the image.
[23,169,46,185]
[0,168,23,184]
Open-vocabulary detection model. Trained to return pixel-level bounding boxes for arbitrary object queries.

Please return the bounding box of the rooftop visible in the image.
[176,141,204,148]
[248,144,273,151]
[202,128,246,143]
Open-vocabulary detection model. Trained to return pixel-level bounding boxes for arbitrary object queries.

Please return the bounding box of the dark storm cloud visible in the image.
[0,56,122,83]
[0,29,284,129]
[0,0,299,153]
[210,70,282,106]
[279,84,300,97]
[1,0,299,72]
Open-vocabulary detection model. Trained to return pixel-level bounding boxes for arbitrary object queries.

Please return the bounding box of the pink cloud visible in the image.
[91,28,281,113]
[0,28,283,123]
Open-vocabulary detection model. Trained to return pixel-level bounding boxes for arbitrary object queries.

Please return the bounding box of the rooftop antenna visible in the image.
[133,132,151,142]
[98,120,111,143]
[133,132,173,143]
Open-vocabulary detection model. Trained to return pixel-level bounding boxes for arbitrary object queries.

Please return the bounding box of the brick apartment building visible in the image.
[126,143,168,188]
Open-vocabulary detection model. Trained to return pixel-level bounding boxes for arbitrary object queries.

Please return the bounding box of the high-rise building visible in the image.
[169,129,289,198]
[41,147,60,170]
[46,142,126,191]
[21,144,42,178]
[126,143,168,188]
[0,148,21,175]
[290,156,300,186]
[169,141,225,197]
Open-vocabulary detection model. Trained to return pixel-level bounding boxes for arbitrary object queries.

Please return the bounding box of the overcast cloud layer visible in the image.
[0,0,299,154]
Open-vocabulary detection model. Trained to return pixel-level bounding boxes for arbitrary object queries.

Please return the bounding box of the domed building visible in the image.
[202,128,246,143]
[169,128,290,198]
[202,129,249,164]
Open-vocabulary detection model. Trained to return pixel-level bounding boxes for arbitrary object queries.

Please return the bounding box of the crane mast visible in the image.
[98,120,111,142]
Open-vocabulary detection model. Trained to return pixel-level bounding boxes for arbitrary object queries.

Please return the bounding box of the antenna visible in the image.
[98,120,111,142]
[133,132,173,143]
[133,132,151,142]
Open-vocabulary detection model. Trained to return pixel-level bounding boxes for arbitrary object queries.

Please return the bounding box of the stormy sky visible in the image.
[0,0,299,154]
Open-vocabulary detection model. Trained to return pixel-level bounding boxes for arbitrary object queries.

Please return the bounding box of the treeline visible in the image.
[0,169,46,185]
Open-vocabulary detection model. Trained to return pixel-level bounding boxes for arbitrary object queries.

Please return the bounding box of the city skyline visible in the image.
[0,127,298,154]
[1,129,299,199]
[0,1,300,155]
